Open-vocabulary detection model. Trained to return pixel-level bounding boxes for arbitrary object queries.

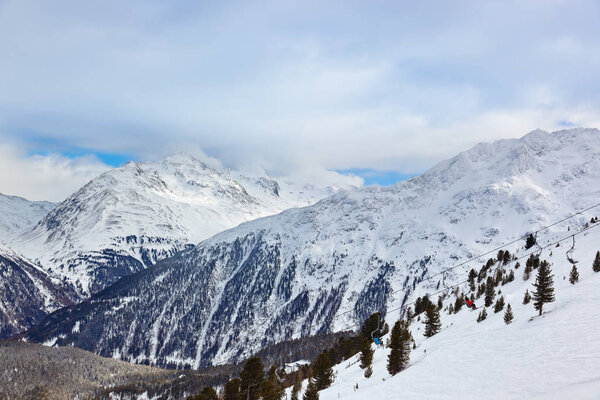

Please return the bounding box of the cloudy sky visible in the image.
[1,0,599,201]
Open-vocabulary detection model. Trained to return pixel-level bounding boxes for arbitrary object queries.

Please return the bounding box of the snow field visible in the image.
[309,227,600,399]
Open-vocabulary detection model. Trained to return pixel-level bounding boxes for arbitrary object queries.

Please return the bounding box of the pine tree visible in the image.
[196,387,218,400]
[503,250,511,265]
[497,250,505,263]
[423,306,441,337]
[224,378,241,400]
[448,304,454,314]
[593,251,600,273]
[493,296,505,313]
[484,276,495,307]
[495,269,503,286]
[454,295,464,313]
[312,351,333,390]
[261,380,281,400]
[525,233,536,249]
[468,269,477,292]
[507,269,515,282]
[523,289,531,305]
[523,261,532,281]
[290,380,301,400]
[359,338,374,376]
[303,378,319,400]
[569,265,579,284]
[477,308,488,323]
[405,307,413,324]
[532,260,555,316]
[240,357,264,400]
[504,304,514,324]
[515,262,521,270]
[387,320,411,375]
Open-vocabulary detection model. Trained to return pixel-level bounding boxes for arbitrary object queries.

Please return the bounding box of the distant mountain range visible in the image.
[22,128,600,368]
[12,152,350,295]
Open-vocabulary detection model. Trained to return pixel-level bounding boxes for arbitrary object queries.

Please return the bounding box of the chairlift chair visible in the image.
[566,235,578,264]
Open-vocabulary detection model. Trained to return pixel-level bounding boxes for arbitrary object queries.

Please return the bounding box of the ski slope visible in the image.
[311,225,600,399]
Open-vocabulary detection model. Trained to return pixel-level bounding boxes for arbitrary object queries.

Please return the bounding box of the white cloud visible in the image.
[0,0,599,182]
[0,144,111,202]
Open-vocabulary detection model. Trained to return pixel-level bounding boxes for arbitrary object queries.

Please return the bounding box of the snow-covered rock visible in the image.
[22,128,600,369]
[14,152,348,295]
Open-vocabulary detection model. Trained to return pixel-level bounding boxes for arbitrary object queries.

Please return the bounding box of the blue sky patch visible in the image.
[337,168,417,186]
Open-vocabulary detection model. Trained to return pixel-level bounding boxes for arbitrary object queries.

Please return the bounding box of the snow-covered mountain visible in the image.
[0,193,55,240]
[22,128,600,369]
[309,223,600,400]
[0,241,76,339]
[14,152,349,295]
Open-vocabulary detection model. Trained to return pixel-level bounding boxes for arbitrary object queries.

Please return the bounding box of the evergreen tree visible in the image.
[477,308,488,323]
[503,250,511,265]
[532,260,555,316]
[261,380,281,400]
[468,269,477,292]
[495,269,503,286]
[423,306,441,337]
[523,261,533,281]
[405,307,413,324]
[593,251,600,273]
[303,378,319,400]
[240,357,264,400]
[291,380,302,400]
[507,269,515,282]
[312,351,333,390]
[515,262,521,270]
[453,295,464,313]
[437,296,443,309]
[494,296,505,313]
[497,250,505,263]
[569,265,579,284]
[223,378,241,400]
[448,304,454,314]
[359,338,374,376]
[192,387,218,400]
[504,304,514,324]
[484,276,495,307]
[525,233,536,249]
[523,289,531,304]
[364,365,373,378]
[387,320,411,376]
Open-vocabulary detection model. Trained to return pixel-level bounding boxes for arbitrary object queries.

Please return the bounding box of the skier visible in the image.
[465,298,477,310]
[373,336,382,345]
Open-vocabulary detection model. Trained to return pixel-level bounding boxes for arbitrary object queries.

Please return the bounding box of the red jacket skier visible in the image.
[465,298,477,310]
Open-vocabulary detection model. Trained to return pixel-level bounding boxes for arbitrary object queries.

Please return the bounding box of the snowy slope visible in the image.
[22,128,600,369]
[0,193,55,240]
[314,225,600,400]
[0,241,76,339]
[14,152,348,295]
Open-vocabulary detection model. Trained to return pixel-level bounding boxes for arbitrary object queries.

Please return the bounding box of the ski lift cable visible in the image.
[291,222,600,337]
[286,203,600,336]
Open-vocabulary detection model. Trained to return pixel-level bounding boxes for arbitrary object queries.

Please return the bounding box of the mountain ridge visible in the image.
[20,128,600,369]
